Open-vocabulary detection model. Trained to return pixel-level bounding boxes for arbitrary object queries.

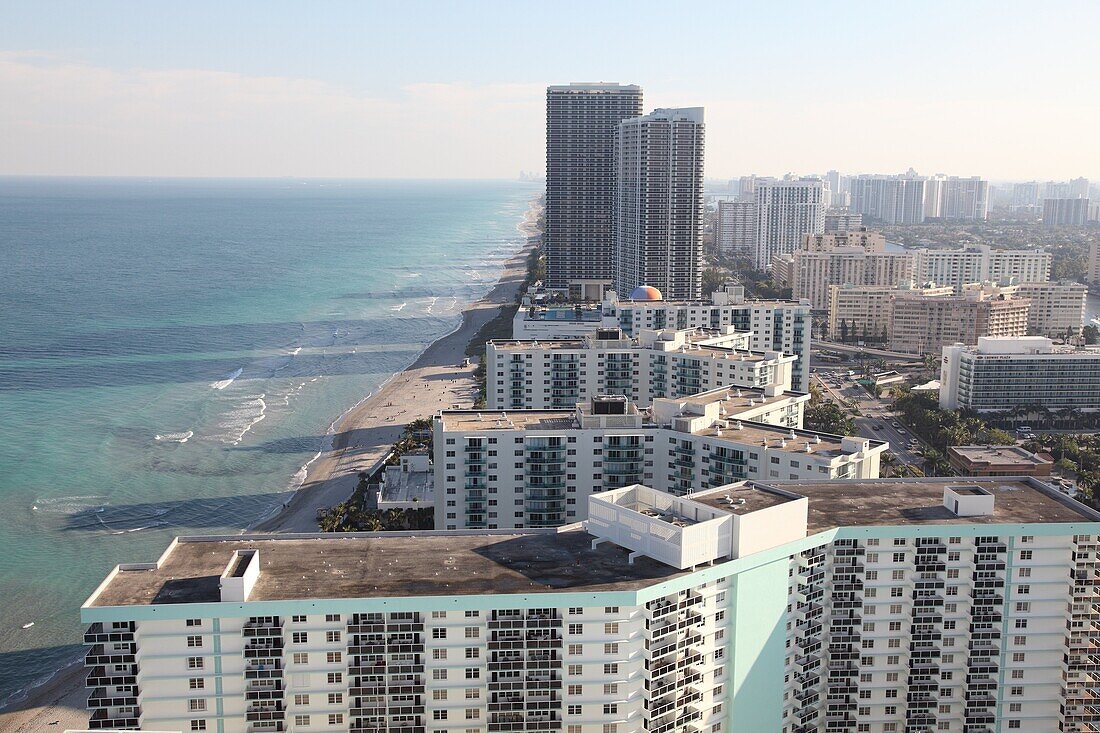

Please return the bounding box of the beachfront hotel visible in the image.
[485,326,797,411]
[513,284,813,391]
[940,336,1100,413]
[544,83,643,301]
[433,389,884,531]
[81,477,1100,733]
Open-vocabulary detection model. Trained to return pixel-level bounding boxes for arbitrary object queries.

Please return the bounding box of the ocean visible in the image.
[0,177,539,703]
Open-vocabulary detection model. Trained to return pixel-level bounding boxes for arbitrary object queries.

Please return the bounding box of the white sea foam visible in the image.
[402,272,422,278]
[390,302,407,312]
[210,367,243,390]
[289,346,302,356]
[154,431,193,443]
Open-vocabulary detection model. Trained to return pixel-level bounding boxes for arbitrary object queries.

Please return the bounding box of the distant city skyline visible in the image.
[2,1,1100,179]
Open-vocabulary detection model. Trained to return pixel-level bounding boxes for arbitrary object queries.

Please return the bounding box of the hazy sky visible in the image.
[2,0,1098,180]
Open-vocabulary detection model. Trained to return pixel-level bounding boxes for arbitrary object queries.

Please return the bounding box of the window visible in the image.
[189,699,207,712]
[604,606,619,614]
[186,619,202,627]
[189,678,205,690]
[603,704,619,714]
[433,627,447,639]
[294,694,310,705]
[325,613,341,622]
[327,693,342,704]
[465,647,479,659]
[433,649,447,660]
[465,668,480,679]
[569,644,583,655]
[187,635,203,648]
[325,631,341,643]
[432,611,447,619]
[569,664,582,676]
[568,705,582,715]
[433,690,447,701]
[294,716,310,727]
[603,663,619,675]
[604,622,619,634]
[190,722,207,732]
[292,653,308,664]
[604,643,619,655]
[465,688,480,699]
[466,709,480,720]
[187,657,204,669]
[432,669,447,680]
[465,627,480,638]
[434,711,449,721]
[292,632,308,644]
[328,714,344,725]
[292,615,306,623]
[569,623,583,634]
[327,672,342,684]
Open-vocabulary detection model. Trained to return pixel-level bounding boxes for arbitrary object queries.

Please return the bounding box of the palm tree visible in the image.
[920,447,951,476]
[880,453,900,478]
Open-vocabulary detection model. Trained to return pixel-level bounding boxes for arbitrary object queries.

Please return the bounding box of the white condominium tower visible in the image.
[545,83,643,300]
[614,107,705,300]
[714,199,757,258]
[912,244,1051,292]
[81,477,1100,733]
[753,179,825,270]
[513,285,814,392]
[849,174,927,225]
[485,327,797,410]
[937,175,990,220]
[434,392,884,530]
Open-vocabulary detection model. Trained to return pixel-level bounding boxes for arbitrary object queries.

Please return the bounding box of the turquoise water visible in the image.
[0,177,538,703]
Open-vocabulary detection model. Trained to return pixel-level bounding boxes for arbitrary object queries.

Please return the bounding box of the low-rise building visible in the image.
[81,477,1100,733]
[940,336,1100,412]
[374,451,434,510]
[487,327,795,410]
[1007,281,1088,338]
[912,244,1051,292]
[433,390,883,530]
[947,445,1053,477]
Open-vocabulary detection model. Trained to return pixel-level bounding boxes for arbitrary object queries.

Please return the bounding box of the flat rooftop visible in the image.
[676,385,807,414]
[438,410,584,432]
[88,530,689,608]
[751,478,1097,533]
[690,484,797,516]
[488,338,781,363]
[948,445,1052,467]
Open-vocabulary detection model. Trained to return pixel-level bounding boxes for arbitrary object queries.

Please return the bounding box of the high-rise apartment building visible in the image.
[1007,281,1088,338]
[889,290,1029,355]
[434,391,884,530]
[1012,181,1041,208]
[512,286,813,391]
[80,477,1100,733]
[823,211,862,233]
[545,83,643,299]
[715,199,757,258]
[912,245,1051,291]
[849,174,927,225]
[1043,198,1090,227]
[772,231,912,311]
[938,176,990,220]
[753,179,825,270]
[1071,176,1091,198]
[486,327,796,410]
[941,336,1100,412]
[614,108,705,300]
[1089,241,1100,284]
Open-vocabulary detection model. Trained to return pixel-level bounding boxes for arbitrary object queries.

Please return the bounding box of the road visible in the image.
[812,372,928,471]
[814,340,926,361]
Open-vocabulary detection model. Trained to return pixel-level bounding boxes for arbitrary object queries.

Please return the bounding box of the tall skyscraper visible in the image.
[753,178,824,269]
[1043,198,1090,226]
[544,83,643,300]
[614,107,705,300]
[1071,177,1091,198]
[939,176,990,220]
[1013,181,1041,208]
[849,174,927,225]
[715,199,757,258]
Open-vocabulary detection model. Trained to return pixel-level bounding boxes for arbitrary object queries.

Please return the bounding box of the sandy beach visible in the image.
[0,197,541,731]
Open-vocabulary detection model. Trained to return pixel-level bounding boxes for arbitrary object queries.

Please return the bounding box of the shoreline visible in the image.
[0,194,543,729]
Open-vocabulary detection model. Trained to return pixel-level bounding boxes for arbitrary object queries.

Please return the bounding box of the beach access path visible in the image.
[252,240,534,533]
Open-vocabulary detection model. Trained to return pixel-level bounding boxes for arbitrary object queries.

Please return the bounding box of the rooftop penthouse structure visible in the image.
[82,476,1100,733]
[487,326,797,411]
[433,390,882,531]
[513,284,812,391]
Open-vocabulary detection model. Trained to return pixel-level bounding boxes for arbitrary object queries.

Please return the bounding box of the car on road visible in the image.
[872,424,884,430]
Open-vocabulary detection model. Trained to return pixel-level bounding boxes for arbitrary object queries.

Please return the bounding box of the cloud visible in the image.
[0,53,545,177]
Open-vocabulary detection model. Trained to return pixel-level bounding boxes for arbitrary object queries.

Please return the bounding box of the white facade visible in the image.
[614,107,705,300]
[512,286,813,391]
[940,336,1100,412]
[486,327,795,411]
[849,174,927,225]
[779,234,912,311]
[81,477,1100,733]
[1044,198,1090,227]
[753,179,825,270]
[1009,281,1088,338]
[912,245,1051,292]
[434,388,884,530]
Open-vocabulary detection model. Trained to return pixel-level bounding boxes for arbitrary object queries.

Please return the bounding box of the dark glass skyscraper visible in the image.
[545,83,642,300]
